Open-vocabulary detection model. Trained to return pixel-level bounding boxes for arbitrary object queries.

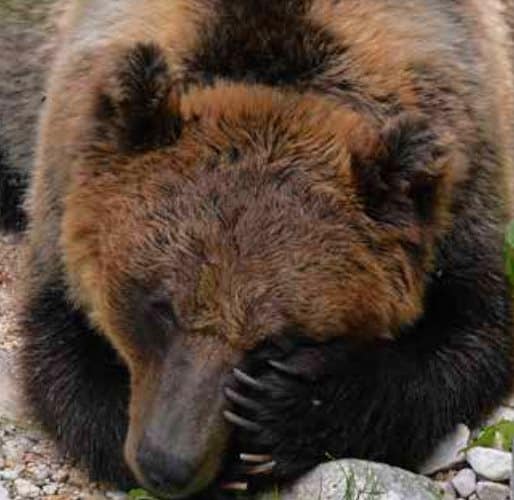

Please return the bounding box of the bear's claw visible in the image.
[223,410,262,432]
[243,461,276,476]
[267,359,301,376]
[220,481,248,492]
[224,387,262,411]
[240,453,273,463]
[233,368,268,391]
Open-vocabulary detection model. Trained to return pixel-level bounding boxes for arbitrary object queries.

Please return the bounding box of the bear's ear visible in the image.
[351,114,451,224]
[93,43,182,153]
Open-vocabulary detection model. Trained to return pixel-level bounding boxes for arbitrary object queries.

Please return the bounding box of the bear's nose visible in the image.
[136,442,194,491]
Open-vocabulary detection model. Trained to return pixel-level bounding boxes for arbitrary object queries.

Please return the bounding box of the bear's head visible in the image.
[61,43,461,497]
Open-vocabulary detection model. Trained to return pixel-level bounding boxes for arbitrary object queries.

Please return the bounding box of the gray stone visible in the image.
[466,447,511,482]
[451,468,476,498]
[419,424,470,474]
[258,460,442,500]
[13,479,40,498]
[476,481,510,500]
[0,484,10,500]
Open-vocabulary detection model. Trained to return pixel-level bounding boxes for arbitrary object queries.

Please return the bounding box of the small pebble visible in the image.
[436,480,456,499]
[0,484,10,500]
[14,478,41,498]
[42,484,59,495]
[476,481,510,500]
[451,468,476,498]
[466,447,511,481]
[0,468,20,481]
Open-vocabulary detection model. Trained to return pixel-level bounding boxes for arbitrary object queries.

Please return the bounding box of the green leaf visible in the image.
[466,420,514,452]
[128,489,160,500]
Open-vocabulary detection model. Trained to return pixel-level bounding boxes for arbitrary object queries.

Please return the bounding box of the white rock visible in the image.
[106,492,129,500]
[258,459,443,500]
[42,484,58,495]
[13,479,40,498]
[466,447,511,481]
[476,481,510,500]
[0,469,19,481]
[451,468,476,497]
[419,424,470,474]
[0,484,10,500]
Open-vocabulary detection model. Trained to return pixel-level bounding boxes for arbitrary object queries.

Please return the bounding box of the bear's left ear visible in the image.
[351,113,452,224]
[93,43,182,153]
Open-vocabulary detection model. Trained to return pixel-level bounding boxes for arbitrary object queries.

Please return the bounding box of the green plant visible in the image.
[128,489,160,500]
[466,419,514,452]
[322,455,383,500]
[340,466,383,500]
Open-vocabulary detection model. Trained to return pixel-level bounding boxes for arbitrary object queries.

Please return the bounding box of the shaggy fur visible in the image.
[16,0,514,498]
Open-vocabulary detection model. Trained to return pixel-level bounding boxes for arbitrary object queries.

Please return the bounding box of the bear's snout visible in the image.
[124,338,239,496]
[136,442,194,493]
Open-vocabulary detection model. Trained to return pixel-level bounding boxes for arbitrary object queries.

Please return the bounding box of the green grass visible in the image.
[128,489,160,500]
[465,419,514,452]
[338,465,383,500]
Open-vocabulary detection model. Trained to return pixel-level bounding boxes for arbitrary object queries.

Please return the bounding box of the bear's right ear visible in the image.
[93,43,182,153]
[350,113,454,225]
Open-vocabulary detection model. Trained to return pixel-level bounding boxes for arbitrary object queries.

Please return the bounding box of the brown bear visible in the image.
[7,0,514,498]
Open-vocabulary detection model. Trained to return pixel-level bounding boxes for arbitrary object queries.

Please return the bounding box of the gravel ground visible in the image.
[0,235,129,500]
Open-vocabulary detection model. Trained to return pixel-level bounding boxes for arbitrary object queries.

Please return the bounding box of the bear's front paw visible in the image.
[222,343,343,492]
